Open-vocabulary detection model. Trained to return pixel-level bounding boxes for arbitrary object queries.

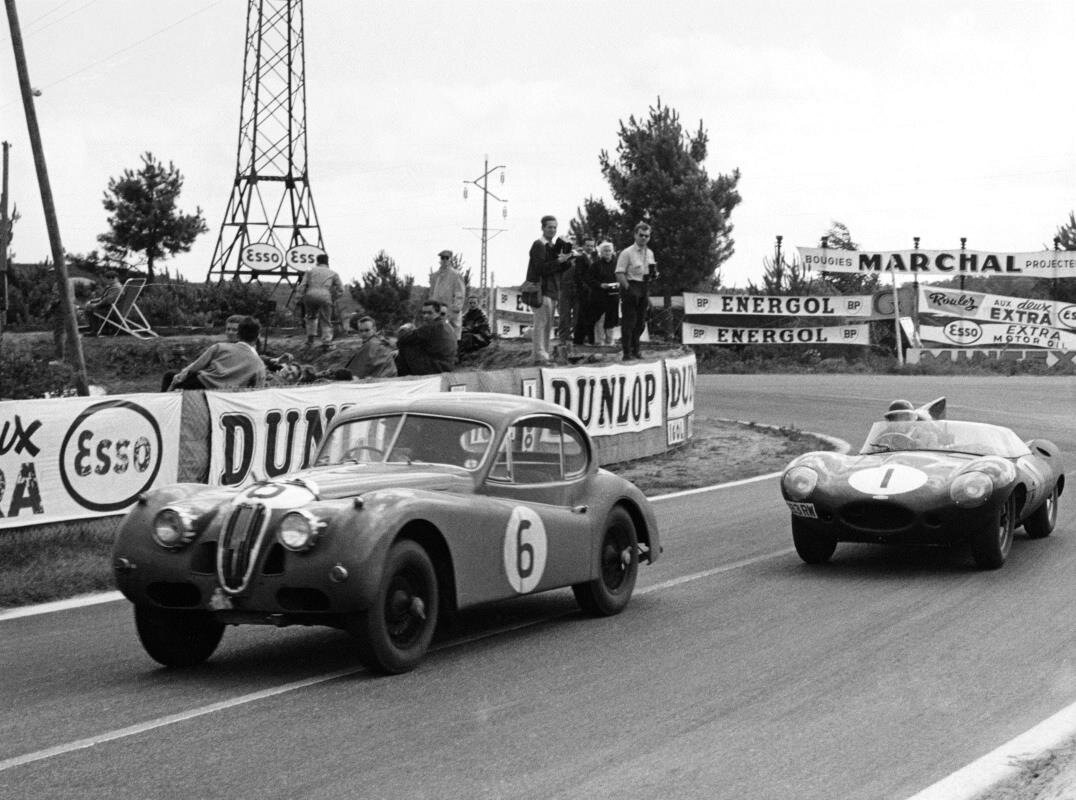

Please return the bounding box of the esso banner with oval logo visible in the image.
[285,244,325,272]
[241,242,285,272]
[920,321,1076,350]
[919,285,1076,331]
[0,395,182,529]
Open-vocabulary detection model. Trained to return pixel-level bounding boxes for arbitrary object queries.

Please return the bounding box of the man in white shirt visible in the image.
[615,222,657,360]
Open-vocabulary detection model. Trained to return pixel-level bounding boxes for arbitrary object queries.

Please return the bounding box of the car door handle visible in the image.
[571,505,588,514]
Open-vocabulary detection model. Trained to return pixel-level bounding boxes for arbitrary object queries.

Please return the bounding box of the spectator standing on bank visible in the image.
[395,300,457,376]
[558,237,597,351]
[525,215,572,365]
[429,249,466,340]
[573,237,601,345]
[163,315,266,391]
[593,241,620,345]
[459,295,492,354]
[616,222,657,360]
[297,253,343,351]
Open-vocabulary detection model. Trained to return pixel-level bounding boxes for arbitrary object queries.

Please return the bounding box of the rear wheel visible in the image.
[791,519,837,564]
[971,494,1015,569]
[1024,485,1059,539]
[134,605,224,668]
[351,539,439,674]
[572,507,638,616]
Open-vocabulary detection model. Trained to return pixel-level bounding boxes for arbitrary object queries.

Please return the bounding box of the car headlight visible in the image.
[152,507,198,549]
[277,510,324,552]
[782,466,819,501]
[950,471,993,508]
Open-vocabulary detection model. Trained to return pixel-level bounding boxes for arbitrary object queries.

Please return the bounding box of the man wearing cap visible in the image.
[429,249,466,340]
[296,253,343,350]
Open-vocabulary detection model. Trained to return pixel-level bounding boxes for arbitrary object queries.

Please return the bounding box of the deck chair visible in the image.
[87,278,158,338]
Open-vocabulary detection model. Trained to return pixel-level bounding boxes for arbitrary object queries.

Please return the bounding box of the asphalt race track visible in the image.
[1,374,1073,799]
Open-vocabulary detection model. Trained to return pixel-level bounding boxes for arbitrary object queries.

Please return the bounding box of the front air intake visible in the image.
[217,503,268,593]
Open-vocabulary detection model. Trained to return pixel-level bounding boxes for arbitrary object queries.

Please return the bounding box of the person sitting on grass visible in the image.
[394,300,456,376]
[162,315,267,391]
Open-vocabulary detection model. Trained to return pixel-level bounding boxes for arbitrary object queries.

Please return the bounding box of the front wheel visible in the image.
[351,539,439,674]
[791,519,837,564]
[971,493,1015,569]
[134,605,224,668]
[1024,485,1059,539]
[572,507,638,616]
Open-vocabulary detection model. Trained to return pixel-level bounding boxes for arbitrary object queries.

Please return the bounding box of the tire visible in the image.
[351,539,439,674]
[1024,485,1059,539]
[134,605,224,668]
[572,507,638,616]
[971,493,1016,569]
[791,518,837,564]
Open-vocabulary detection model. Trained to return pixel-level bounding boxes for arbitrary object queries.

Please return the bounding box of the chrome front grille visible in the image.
[217,502,268,593]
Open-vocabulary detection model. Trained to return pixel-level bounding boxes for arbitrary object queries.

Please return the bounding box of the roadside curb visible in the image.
[716,417,852,456]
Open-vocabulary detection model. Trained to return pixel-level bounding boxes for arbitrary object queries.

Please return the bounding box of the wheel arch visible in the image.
[614,499,653,562]
[393,520,458,617]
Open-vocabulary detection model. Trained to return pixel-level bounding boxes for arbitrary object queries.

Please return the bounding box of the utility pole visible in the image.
[5,0,89,394]
[0,141,9,337]
[463,155,507,313]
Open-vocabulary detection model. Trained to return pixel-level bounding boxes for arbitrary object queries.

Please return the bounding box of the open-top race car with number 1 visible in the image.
[780,398,1064,569]
[112,393,660,673]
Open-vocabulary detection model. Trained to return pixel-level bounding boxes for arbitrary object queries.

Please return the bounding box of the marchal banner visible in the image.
[684,323,872,346]
[0,393,183,530]
[205,379,441,487]
[918,285,1076,331]
[797,247,1076,279]
[541,361,663,437]
[683,292,874,317]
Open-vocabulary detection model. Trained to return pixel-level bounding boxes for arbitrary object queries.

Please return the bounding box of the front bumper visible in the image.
[787,496,999,546]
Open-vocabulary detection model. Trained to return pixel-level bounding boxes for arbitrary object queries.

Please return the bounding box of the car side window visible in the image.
[489,416,573,485]
[562,422,587,477]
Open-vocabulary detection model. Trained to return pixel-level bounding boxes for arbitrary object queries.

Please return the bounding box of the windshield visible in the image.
[860,420,1030,457]
[314,413,494,471]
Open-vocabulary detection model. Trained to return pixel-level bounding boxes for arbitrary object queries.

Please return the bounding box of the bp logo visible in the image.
[943,319,982,345]
[59,400,164,512]
[502,506,547,594]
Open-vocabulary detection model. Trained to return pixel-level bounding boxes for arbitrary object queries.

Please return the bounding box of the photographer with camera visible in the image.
[615,222,657,361]
[525,214,573,365]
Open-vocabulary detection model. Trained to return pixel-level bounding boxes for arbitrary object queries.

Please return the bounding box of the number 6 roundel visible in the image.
[503,506,548,593]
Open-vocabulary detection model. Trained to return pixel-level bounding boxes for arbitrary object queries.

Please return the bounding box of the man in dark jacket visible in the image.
[525,215,572,365]
[459,295,492,354]
[395,300,457,375]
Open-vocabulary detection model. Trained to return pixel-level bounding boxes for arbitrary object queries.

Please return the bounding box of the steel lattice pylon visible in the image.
[207,0,323,283]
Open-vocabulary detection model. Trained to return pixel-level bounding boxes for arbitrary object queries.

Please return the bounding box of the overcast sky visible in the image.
[2,0,1073,290]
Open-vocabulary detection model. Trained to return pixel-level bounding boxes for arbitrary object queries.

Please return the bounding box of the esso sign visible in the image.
[241,243,284,271]
[1058,305,1076,330]
[285,244,325,272]
[943,320,983,345]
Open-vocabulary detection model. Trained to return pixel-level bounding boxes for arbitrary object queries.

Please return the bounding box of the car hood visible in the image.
[284,463,475,500]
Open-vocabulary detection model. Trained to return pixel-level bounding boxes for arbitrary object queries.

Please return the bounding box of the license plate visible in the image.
[208,587,234,610]
[786,501,818,519]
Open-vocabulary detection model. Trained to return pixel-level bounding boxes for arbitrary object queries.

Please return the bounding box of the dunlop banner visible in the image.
[684,323,872,345]
[0,394,183,530]
[918,285,1076,331]
[663,354,696,446]
[918,321,1076,350]
[797,247,1076,279]
[542,361,663,437]
[683,292,874,317]
[205,379,441,487]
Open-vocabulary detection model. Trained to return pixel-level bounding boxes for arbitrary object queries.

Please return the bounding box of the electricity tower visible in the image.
[463,155,507,305]
[206,0,324,283]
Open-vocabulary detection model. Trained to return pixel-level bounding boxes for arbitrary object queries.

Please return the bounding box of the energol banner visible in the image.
[205,379,441,487]
[495,287,535,316]
[684,323,872,345]
[0,394,183,529]
[683,292,874,317]
[542,361,663,437]
[797,247,1076,278]
[918,285,1076,330]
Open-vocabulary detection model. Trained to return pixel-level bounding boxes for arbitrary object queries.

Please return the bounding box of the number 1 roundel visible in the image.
[848,465,928,496]
[503,507,548,593]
